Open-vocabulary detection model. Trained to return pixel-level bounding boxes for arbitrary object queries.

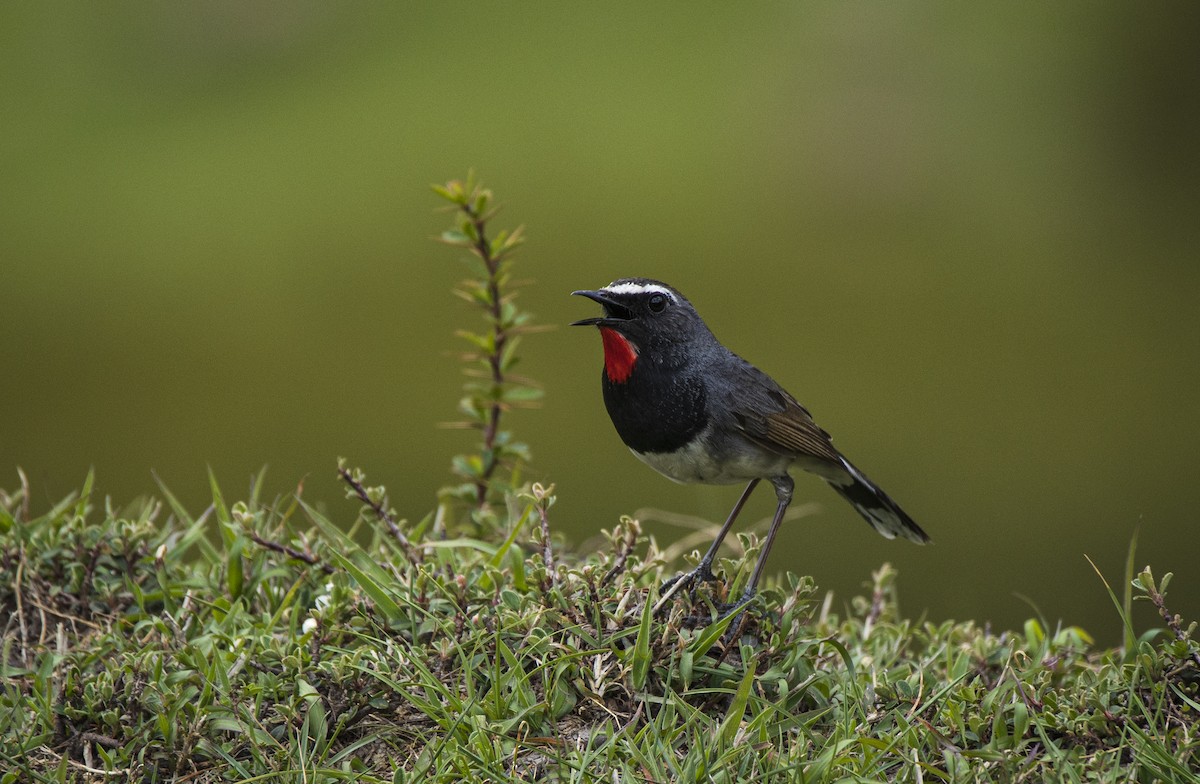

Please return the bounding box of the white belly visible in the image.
[631,433,792,485]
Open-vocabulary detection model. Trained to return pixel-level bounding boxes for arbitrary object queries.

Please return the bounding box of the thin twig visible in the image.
[600,525,638,588]
[80,731,120,749]
[14,555,28,665]
[537,501,556,588]
[17,466,31,523]
[248,531,335,574]
[337,467,421,564]
[1148,585,1200,669]
[863,581,886,639]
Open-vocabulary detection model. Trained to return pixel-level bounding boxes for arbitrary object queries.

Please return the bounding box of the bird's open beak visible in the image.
[570,290,632,326]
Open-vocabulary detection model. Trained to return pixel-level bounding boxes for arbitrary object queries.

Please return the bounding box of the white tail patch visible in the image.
[840,457,871,487]
[831,456,928,543]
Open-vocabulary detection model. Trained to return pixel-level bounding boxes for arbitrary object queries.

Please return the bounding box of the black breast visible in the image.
[601,368,707,454]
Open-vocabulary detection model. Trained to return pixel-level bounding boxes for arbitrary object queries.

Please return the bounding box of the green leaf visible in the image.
[73,467,95,520]
[302,500,405,623]
[508,545,528,591]
[225,537,244,599]
[455,329,494,352]
[1122,530,1138,653]
[1012,700,1029,741]
[327,548,403,625]
[630,591,654,691]
[207,466,232,531]
[152,474,211,562]
[500,385,543,403]
[1085,554,1137,660]
[719,661,757,747]
[487,505,533,569]
[302,693,328,748]
[688,612,737,658]
[422,537,498,555]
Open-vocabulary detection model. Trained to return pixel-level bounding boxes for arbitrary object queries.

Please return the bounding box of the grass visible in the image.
[1,467,1197,782]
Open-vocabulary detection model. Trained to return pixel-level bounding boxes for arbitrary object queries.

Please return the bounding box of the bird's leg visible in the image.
[653,478,760,615]
[717,474,793,623]
[682,477,761,585]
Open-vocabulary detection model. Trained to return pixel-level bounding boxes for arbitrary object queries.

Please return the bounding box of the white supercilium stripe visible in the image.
[603,281,677,300]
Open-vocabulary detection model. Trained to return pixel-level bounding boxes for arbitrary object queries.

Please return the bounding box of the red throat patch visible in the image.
[599,327,638,383]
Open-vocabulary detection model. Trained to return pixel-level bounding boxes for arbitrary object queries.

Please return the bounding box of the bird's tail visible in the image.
[825,458,930,544]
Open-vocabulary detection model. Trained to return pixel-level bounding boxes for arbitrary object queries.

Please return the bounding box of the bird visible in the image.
[571,277,929,618]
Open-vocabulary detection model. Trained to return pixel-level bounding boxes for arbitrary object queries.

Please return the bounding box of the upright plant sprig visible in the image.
[434,174,541,523]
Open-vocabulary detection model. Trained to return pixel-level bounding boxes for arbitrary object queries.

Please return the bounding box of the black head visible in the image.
[570,278,713,353]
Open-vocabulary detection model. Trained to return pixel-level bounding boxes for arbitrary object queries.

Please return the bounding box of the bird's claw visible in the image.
[715,590,753,618]
[654,564,722,616]
[715,591,757,643]
[660,564,718,594]
[662,559,715,590]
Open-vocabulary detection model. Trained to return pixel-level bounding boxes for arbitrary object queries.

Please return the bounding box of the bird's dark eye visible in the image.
[648,293,667,313]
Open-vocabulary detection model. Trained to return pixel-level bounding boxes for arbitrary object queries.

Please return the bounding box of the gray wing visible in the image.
[710,351,930,543]
[716,355,843,465]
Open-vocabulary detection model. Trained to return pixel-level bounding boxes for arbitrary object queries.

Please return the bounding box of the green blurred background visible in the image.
[3,4,1197,641]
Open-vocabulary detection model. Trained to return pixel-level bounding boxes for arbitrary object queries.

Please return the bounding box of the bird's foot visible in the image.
[653,563,720,616]
[715,590,757,643]
[660,563,718,594]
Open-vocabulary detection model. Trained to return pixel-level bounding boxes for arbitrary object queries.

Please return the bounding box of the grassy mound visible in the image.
[1,469,1197,782]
